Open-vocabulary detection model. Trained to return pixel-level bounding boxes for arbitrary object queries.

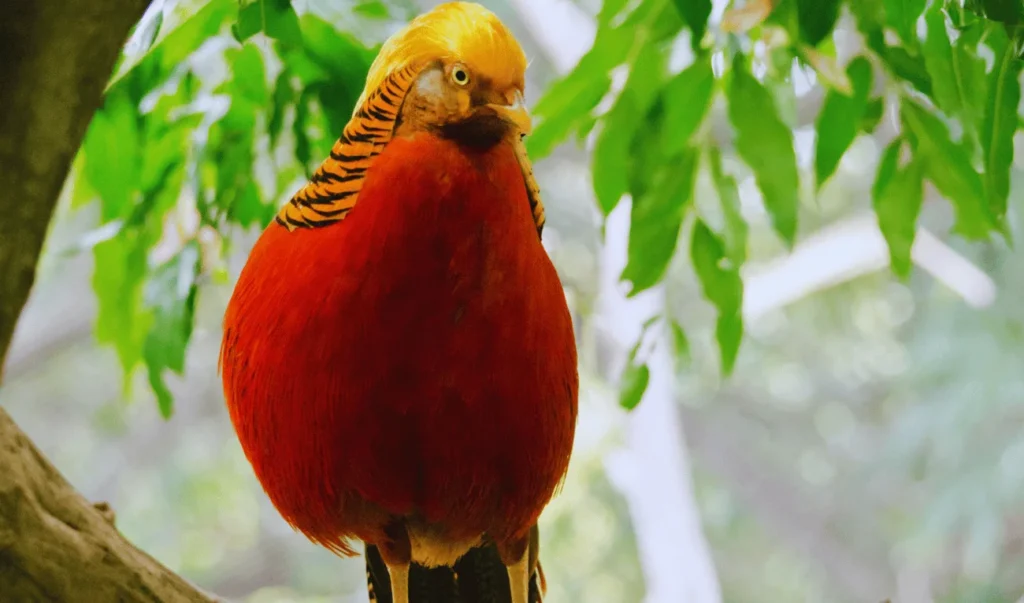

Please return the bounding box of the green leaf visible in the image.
[295,16,377,83]
[766,0,801,39]
[965,0,1024,24]
[649,0,687,43]
[143,243,200,418]
[626,40,668,111]
[691,220,744,375]
[872,136,902,200]
[850,0,887,34]
[139,119,191,200]
[317,80,362,142]
[660,58,715,155]
[981,40,1023,220]
[83,93,141,221]
[672,0,712,47]
[620,327,652,410]
[232,0,303,46]
[229,44,269,105]
[294,87,314,172]
[886,0,927,43]
[901,98,995,238]
[861,97,885,133]
[707,147,748,265]
[855,7,934,96]
[621,148,699,295]
[670,319,691,366]
[923,6,987,150]
[715,313,743,375]
[873,139,924,278]
[815,56,873,189]
[797,0,842,45]
[593,92,641,215]
[619,360,650,410]
[353,0,390,19]
[881,45,934,95]
[529,73,612,159]
[599,0,632,24]
[924,6,963,115]
[626,102,666,201]
[269,71,294,147]
[93,234,153,385]
[728,58,800,246]
[948,0,983,28]
[213,106,261,226]
[529,23,635,158]
[210,52,270,227]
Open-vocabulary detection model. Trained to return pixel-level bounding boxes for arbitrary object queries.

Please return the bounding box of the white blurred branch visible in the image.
[600,204,723,603]
[743,213,997,321]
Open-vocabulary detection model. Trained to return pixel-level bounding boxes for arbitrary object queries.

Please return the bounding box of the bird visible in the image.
[219,3,579,603]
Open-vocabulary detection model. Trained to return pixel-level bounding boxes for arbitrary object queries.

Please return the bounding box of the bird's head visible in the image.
[356,2,531,146]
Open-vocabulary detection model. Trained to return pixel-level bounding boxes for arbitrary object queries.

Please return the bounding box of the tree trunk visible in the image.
[0,2,215,600]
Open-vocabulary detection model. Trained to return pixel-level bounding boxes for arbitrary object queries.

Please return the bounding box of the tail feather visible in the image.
[366,528,545,603]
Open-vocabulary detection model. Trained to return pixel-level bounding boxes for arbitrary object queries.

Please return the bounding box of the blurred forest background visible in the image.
[4,0,1024,601]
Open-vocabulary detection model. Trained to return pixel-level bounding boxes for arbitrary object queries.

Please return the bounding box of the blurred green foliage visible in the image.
[73,0,1024,416]
[21,0,1024,601]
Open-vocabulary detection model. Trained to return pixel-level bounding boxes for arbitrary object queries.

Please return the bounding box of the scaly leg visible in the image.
[384,561,410,603]
[496,531,532,603]
[506,549,530,603]
[377,521,412,603]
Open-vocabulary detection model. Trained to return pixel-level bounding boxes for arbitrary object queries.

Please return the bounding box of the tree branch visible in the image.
[0,1,219,600]
[0,0,141,367]
[0,407,218,602]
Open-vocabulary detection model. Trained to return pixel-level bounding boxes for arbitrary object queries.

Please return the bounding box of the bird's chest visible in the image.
[368,198,534,348]
[306,139,557,400]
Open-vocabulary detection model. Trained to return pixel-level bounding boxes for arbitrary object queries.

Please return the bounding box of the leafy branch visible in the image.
[530,0,1024,398]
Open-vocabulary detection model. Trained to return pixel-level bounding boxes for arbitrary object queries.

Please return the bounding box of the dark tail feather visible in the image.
[366,527,545,603]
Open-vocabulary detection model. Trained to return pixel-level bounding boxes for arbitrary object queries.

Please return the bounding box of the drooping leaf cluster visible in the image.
[528,0,1024,402]
[73,0,386,416]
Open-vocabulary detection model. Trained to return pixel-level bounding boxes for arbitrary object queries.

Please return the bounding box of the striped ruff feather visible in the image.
[274,63,421,230]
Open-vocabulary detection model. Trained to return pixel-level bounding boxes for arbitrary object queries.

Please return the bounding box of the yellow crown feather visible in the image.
[353,2,528,115]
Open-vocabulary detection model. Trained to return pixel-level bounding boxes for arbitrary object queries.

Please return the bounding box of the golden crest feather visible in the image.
[355,2,528,114]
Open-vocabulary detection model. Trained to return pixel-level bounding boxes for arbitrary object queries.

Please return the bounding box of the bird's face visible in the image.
[401,58,530,146]
[354,2,532,147]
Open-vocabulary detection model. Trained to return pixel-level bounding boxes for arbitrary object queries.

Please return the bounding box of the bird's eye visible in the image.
[451,65,470,86]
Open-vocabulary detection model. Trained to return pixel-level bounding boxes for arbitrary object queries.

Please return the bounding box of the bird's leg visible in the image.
[378,521,413,603]
[496,532,532,603]
[386,563,410,603]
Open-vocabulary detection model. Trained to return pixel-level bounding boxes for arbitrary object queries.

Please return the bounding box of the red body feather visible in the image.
[221,132,578,555]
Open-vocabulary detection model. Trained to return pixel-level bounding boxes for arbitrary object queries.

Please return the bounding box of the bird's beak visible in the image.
[486,89,532,136]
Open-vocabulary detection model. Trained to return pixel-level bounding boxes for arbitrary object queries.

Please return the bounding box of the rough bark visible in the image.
[0,0,141,369]
[0,1,215,601]
[0,407,218,602]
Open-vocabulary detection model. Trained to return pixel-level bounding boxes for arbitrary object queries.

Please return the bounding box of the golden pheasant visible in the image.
[220,3,578,602]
